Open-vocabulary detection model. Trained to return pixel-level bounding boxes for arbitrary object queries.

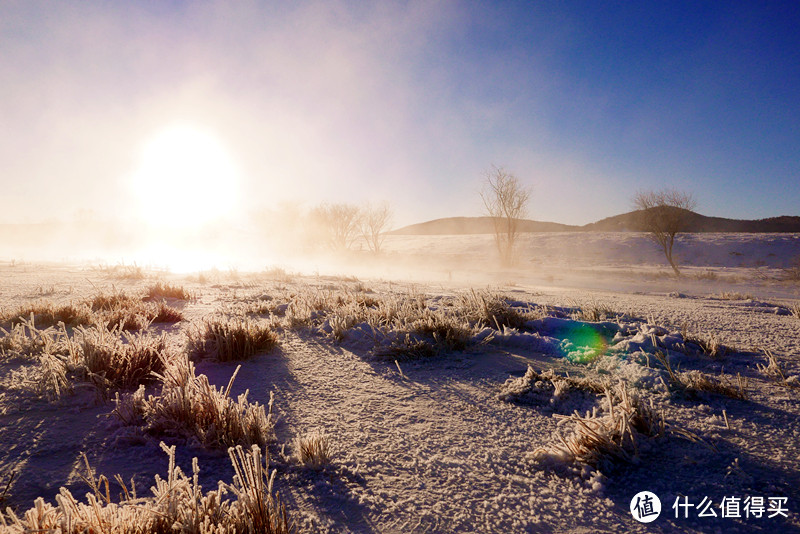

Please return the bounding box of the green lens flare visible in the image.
[558,324,607,363]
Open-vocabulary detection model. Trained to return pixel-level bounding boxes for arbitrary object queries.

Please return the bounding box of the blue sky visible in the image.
[1,1,798,227]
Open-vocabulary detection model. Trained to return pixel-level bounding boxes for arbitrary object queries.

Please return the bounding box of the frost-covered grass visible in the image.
[274,286,540,358]
[69,325,169,393]
[90,289,183,331]
[498,365,608,405]
[533,385,665,472]
[653,349,748,400]
[144,281,193,301]
[0,301,94,329]
[1,442,291,533]
[188,318,279,362]
[293,431,333,470]
[114,356,275,449]
[3,260,800,532]
[1,315,172,400]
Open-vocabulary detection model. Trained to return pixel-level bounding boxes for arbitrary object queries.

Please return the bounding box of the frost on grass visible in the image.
[90,289,183,331]
[1,442,292,533]
[293,431,333,470]
[652,348,748,400]
[282,287,542,359]
[114,356,275,449]
[498,365,607,411]
[0,301,94,329]
[144,281,193,301]
[70,325,169,393]
[757,349,800,389]
[532,385,666,473]
[188,318,279,362]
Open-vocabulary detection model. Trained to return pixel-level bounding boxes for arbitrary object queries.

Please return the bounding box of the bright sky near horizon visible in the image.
[1,1,798,228]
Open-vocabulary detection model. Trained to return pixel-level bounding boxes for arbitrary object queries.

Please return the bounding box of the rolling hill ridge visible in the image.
[392,210,800,235]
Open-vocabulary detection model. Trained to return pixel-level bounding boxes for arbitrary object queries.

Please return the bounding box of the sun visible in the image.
[132,123,240,229]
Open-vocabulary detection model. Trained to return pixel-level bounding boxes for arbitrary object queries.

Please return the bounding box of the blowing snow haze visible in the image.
[1,1,799,269]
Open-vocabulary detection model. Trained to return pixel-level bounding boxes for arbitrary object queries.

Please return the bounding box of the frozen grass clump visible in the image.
[499,365,608,407]
[1,442,292,533]
[188,318,279,362]
[1,301,93,329]
[89,289,139,312]
[532,386,665,472]
[454,290,532,329]
[94,262,146,280]
[652,349,748,400]
[570,299,617,322]
[114,357,274,449]
[408,311,474,351]
[144,281,193,301]
[90,289,183,331]
[70,326,168,392]
[757,349,799,389]
[374,334,438,360]
[293,431,333,470]
[712,291,753,301]
[0,316,64,359]
[35,352,73,401]
[681,330,728,359]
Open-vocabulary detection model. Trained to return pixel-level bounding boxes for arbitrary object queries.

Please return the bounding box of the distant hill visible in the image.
[390,216,577,235]
[391,212,800,235]
[582,210,800,232]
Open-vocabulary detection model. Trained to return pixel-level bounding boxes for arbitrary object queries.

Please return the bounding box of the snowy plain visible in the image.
[0,231,799,533]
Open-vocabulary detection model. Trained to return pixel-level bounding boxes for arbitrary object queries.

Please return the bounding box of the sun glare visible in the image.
[132,124,240,229]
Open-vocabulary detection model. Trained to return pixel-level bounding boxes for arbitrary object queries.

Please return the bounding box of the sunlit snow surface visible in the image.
[0,233,798,533]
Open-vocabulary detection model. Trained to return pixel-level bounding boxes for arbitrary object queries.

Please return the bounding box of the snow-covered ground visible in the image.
[1,233,799,532]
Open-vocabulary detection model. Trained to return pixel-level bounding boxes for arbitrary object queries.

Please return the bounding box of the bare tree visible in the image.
[632,189,697,276]
[480,166,531,266]
[309,203,362,251]
[359,202,393,254]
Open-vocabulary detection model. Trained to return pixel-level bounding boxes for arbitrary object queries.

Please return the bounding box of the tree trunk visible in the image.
[665,236,681,276]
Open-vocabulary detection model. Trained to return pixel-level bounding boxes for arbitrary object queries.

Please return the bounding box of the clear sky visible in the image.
[1,0,798,228]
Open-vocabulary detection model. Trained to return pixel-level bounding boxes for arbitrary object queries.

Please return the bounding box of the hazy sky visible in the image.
[1,1,798,227]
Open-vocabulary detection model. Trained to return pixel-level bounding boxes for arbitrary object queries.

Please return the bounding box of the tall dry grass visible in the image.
[69,326,168,392]
[1,301,93,329]
[533,385,664,471]
[188,318,279,362]
[144,281,193,301]
[114,356,274,449]
[1,442,292,533]
[293,432,333,470]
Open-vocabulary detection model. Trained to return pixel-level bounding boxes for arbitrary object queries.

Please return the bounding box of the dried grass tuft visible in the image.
[188,318,279,361]
[0,316,63,358]
[1,301,93,329]
[653,348,747,400]
[90,290,183,331]
[533,385,664,471]
[678,329,727,359]
[144,281,193,301]
[455,290,530,329]
[70,326,168,392]
[498,365,607,404]
[571,299,616,322]
[1,442,292,533]
[114,356,274,449]
[293,431,333,470]
[757,349,799,389]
